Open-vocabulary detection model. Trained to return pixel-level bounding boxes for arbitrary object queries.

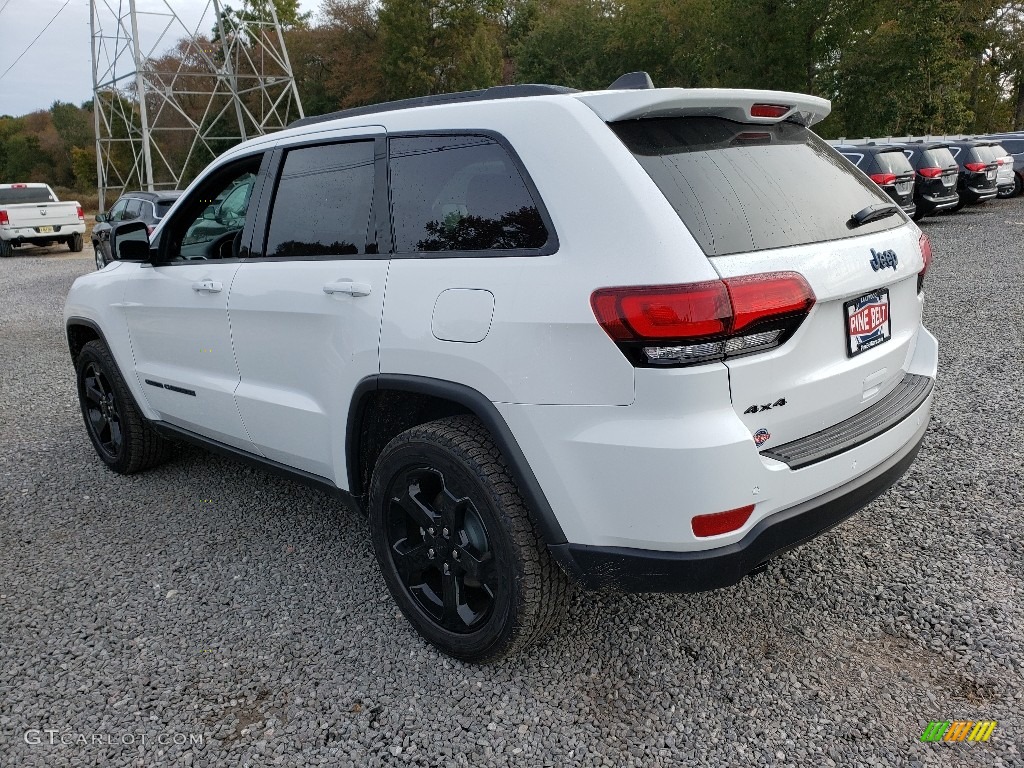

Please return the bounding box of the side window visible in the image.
[389,135,550,254]
[107,199,128,222]
[949,146,962,161]
[123,198,144,220]
[264,141,375,258]
[162,154,263,262]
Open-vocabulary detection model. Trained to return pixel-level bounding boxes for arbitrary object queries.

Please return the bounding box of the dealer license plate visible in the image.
[845,289,891,358]
[38,225,54,234]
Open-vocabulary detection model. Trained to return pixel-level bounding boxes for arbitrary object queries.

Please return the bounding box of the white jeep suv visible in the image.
[64,75,938,662]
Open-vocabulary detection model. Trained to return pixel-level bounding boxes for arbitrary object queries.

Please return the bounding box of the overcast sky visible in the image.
[0,0,319,117]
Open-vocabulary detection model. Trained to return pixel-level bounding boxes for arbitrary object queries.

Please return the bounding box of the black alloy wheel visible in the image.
[384,467,498,634]
[81,361,124,460]
[368,416,570,662]
[75,340,170,474]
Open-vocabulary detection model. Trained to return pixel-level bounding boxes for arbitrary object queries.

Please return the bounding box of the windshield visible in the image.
[0,187,55,205]
[611,117,900,257]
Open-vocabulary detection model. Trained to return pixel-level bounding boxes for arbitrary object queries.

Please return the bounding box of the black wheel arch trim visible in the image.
[66,316,111,361]
[347,374,568,546]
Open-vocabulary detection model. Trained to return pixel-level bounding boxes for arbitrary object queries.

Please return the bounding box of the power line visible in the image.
[0,0,13,17]
[0,0,72,83]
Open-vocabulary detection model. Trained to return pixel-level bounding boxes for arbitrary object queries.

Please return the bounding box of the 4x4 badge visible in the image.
[869,248,898,271]
[744,398,787,415]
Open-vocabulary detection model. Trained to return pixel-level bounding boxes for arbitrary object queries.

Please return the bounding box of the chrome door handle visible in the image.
[192,279,223,293]
[323,280,371,297]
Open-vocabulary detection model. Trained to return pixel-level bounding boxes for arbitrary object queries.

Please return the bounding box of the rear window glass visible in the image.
[920,148,956,168]
[970,146,995,162]
[611,117,899,257]
[0,187,55,204]
[874,151,913,174]
[389,135,550,253]
[991,144,1010,158]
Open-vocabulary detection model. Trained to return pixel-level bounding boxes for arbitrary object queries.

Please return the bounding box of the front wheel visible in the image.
[368,416,570,662]
[68,232,84,252]
[76,340,170,474]
[94,242,107,270]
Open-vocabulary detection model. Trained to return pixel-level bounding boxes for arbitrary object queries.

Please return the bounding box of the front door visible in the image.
[123,153,267,452]
[230,135,389,484]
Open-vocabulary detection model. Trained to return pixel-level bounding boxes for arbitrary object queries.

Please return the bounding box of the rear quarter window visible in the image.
[611,117,901,257]
[388,135,551,254]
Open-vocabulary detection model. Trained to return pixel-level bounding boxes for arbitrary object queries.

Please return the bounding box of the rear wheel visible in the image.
[0,239,12,258]
[76,340,170,474]
[69,232,84,252]
[368,416,570,662]
[1015,174,1023,198]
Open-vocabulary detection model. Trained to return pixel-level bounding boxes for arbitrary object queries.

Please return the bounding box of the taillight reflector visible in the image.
[692,505,755,537]
[76,206,84,221]
[869,173,897,186]
[964,162,987,172]
[918,167,943,178]
[0,210,8,226]
[750,104,790,119]
[591,272,815,366]
[918,232,932,293]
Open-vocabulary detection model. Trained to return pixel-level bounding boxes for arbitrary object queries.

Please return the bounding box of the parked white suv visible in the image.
[64,75,938,662]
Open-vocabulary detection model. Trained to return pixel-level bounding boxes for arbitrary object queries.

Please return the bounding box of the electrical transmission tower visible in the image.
[90,0,304,209]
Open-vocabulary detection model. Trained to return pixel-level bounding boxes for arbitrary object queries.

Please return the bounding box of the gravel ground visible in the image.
[1,211,1022,768]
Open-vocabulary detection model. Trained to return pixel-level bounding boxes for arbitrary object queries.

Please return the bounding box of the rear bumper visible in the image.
[552,420,927,592]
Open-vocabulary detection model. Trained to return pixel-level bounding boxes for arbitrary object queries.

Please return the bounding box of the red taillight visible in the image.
[76,206,84,221]
[591,272,815,366]
[997,156,1010,165]
[918,167,943,179]
[918,232,932,293]
[964,162,987,172]
[0,210,8,226]
[869,173,898,186]
[692,505,755,537]
[750,104,790,118]
[11,183,27,188]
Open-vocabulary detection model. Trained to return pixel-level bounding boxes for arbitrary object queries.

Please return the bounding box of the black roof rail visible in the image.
[288,83,580,128]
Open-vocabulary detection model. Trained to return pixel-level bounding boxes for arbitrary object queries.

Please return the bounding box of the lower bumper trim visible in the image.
[550,425,927,593]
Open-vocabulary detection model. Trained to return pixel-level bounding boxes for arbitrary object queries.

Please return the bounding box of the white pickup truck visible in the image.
[0,183,86,257]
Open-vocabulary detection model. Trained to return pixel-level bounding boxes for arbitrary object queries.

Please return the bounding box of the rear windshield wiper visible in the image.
[848,202,899,228]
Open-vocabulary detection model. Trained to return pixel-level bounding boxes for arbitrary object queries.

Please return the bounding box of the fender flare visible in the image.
[347,374,568,546]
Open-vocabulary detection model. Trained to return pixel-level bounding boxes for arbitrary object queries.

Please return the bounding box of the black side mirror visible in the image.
[110,220,151,261]
[95,212,107,223]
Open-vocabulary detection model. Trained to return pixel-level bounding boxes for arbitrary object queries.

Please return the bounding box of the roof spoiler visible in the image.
[578,88,831,127]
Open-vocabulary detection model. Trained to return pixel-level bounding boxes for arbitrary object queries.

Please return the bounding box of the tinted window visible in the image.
[265,141,374,258]
[920,148,956,168]
[389,135,549,253]
[874,151,913,174]
[612,117,899,257]
[123,198,144,219]
[997,139,1024,154]
[107,198,129,221]
[948,146,962,160]
[155,200,175,217]
[0,187,55,204]
[838,152,864,168]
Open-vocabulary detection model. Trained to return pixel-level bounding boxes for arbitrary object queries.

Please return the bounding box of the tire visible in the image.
[1015,173,1023,198]
[75,340,171,474]
[69,232,84,252]
[368,415,570,662]
[911,207,925,222]
[0,239,12,258]
[94,242,107,270]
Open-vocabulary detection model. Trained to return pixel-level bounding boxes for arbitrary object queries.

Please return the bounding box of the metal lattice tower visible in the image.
[90,0,304,209]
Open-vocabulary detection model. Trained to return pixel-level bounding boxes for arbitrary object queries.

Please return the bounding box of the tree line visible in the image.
[4,0,1024,195]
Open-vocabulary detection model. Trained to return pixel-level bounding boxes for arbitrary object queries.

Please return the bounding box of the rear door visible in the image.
[229,131,389,484]
[611,116,925,451]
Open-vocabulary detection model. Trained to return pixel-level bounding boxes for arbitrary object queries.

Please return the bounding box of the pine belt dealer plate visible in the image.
[845,288,891,357]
